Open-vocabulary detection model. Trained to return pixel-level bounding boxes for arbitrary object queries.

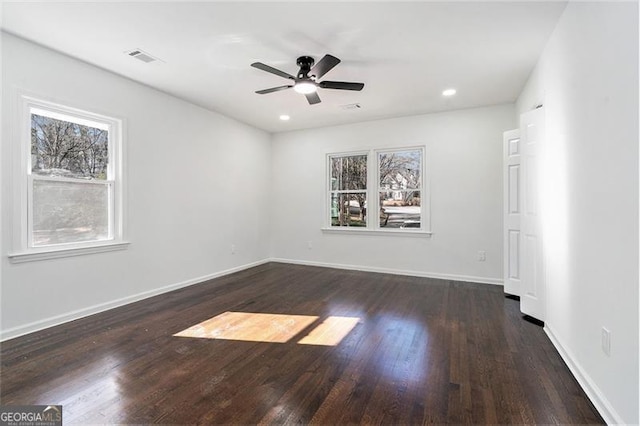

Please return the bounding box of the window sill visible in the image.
[321,228,432,237]
[8,241,130,263]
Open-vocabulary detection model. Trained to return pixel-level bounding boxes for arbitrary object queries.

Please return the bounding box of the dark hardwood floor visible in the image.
[1,263,604,424]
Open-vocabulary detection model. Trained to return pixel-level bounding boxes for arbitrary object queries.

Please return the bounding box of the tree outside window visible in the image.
[27,103,119,248]
[378,149,421,228]
[329,154,367,227]
[327,147,425,231]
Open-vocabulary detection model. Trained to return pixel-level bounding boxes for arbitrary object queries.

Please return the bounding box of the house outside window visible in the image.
[377,148,422,229]
[327,146,428,234]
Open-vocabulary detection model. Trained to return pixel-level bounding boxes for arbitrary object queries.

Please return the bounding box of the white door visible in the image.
[520,107,545,321]
[503,129,521,296]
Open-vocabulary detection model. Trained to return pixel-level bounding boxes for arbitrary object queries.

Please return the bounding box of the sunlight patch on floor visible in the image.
[174,312,360,346]
[174,311,318,343]
[297,316,360,346]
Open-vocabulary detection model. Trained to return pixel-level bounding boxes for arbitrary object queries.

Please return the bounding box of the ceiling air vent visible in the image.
[125,49,159,63]
[340,103,362,110]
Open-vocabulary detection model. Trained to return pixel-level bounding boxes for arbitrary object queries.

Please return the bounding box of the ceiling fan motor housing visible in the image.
[296,56,315,79]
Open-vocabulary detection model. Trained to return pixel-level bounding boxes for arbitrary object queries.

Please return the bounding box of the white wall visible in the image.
[270,105,515,283]
[1,33,272,339]
[4,5,637,420]
[517,2,638,424]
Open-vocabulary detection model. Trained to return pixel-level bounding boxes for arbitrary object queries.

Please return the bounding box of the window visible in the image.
[378,148,422,229]
[326,147,428,234]
[329,153,368,227]
[10,95,126,262]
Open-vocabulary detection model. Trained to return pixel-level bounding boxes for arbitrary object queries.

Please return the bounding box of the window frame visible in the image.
[327,151,370,229]
[324,145,431,236]
[9,93,128,263]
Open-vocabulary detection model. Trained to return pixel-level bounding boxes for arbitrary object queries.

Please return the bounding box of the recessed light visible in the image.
[442,88,457,97]
[279,115,290,121]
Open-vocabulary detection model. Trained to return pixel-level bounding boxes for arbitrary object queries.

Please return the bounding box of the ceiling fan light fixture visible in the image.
[294,81,317,94]
[252,54,363,105]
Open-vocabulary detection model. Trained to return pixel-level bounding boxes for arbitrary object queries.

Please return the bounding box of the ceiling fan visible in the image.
[251,54,364,105]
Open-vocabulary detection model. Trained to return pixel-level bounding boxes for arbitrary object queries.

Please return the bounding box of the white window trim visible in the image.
[8,242,130,264]
[321,227,431,237]
[324,146,431,236]
[8,92,128,263]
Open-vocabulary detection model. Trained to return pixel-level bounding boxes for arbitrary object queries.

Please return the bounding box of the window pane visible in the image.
[379,190,421,228]
[32,179,110,246]
[31,113,109,180]
[331,155,367,191]
[330,193,367,227]
[379,150,421,190]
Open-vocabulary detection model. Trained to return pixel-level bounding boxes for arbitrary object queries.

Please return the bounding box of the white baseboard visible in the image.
[0,259,270,342]
[1,258,500,341]
[269,257,503,286]
[544,325,623,425]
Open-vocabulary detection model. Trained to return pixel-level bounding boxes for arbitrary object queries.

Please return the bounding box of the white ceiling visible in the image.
[1,1,567,133]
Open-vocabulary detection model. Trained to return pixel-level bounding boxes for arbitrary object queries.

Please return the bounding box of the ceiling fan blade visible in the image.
[319,81,365,91]
[255,85,294,94]
[310,54,341,79]
[251,62,295,80]
[305,91,321,105]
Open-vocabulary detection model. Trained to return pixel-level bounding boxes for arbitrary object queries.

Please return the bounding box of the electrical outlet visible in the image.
[601,327,611,356]
[231,244,236,255]
[307,240,313,250]
[477,250,486,262]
